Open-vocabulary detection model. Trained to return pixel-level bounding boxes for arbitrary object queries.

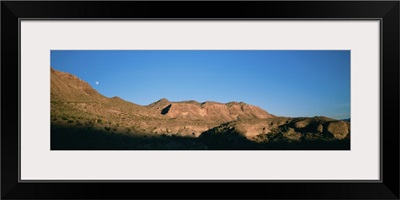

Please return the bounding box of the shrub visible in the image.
[86,121,95,127]
[76,120,83,126]
[67,120,74,123]
[104,126,111,131]
[62,116,68,121]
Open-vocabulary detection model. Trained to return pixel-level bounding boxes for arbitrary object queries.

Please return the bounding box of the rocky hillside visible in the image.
[147,98,273,123]
[51,67,350,149]
[51,67,105,103]
[200,116,350,143]
[51,68,275,137]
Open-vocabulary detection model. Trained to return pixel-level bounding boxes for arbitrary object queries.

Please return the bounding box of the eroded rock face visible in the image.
[317,124,323,133]
[204,116,350,143]
[283,128,302,141]
[326,121,349,139]
[234,122,272,138]
[159,101,274,123]
[295,120,310,129]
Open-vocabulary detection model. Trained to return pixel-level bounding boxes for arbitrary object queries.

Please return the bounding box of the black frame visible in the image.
[2,1,399,199]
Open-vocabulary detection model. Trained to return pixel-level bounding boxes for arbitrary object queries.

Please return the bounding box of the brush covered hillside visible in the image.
[51,68,350,150]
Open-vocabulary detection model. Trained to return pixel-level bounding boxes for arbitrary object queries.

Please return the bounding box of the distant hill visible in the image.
[51,67,350,150]
[342,118,351,122]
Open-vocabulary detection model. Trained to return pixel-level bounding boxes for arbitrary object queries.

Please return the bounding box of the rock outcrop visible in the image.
[154,100,274,123]
[201,116,350,143]
[326,121,350,139]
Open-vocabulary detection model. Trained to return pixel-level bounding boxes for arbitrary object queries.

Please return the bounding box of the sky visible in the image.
[51,50,350,119]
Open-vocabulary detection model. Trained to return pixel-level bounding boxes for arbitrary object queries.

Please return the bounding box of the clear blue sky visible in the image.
[51,50,350,119]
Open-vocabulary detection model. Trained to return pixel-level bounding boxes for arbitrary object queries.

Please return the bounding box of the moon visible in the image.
[95,81,99,85]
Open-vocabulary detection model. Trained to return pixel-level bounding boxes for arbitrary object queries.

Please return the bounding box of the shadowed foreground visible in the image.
[51,124,350,150]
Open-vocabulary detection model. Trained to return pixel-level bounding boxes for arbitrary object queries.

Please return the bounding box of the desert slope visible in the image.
[51,67,277,137]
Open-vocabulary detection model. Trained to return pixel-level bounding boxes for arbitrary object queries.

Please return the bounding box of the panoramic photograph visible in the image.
[50,50,350,150]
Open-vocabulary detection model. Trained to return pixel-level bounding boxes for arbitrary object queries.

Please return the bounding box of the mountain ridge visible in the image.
[50,67,350,149]
[51,67,274,122]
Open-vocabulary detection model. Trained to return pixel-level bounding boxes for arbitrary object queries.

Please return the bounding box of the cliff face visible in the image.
[152,100,274,122]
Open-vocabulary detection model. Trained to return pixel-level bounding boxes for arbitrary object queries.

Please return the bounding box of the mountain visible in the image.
[147,98,273,122]
[51,68,156,123]
[51,67,274,137]
[50,67,350,150]
[51,67,105,102]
